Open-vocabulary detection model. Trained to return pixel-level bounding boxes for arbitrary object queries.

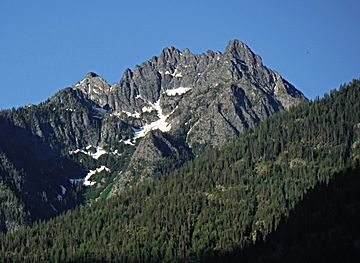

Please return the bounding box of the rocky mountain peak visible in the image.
[69,39,306,127]
[121,68,133,82]
[225,39,263,67]
[160,46,181,57]
[75,72,110,90]
[0,39,310,219]
[182,48,191,56]
[73,72,111,107]
[86,71,99,78]
[157,47,182,68]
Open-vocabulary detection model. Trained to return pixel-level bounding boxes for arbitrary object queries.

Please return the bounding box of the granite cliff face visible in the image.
[74,40,304,147]
[0,40,306,230]
[70,39,306,193]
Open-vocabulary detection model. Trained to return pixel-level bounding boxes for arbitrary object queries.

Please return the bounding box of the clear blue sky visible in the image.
[0,0,359,109]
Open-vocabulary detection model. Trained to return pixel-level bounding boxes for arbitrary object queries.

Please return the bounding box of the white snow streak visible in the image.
[92,147,107,159]
[83,166,111,186]
[141,106,154,113]
[122,110,141,119]
[172,69,183,78]
[120,139,135,146]
[162,68,183,78]
[112,149,122,156]
[165,87,192,96]
[69,146,107,160]
[132,99,172,139]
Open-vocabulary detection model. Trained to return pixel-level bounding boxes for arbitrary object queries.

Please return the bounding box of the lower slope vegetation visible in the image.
[1,79,360,262]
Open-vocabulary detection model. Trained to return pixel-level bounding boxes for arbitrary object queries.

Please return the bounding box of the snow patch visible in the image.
[187,125,194,136]
[112,149,122,156]
[173,68,182,78]
[83,166,111,186]
[186,120,200,142]
[120,139,135,146]
[133,99,172,139]
[165,87,192,96]
[69,149,83,154]
[164,68,182,78]
[92,147,107,159]
[122,110,141,119]
[142,106,154,113]
[174,72,182,78]
[69,146,107,160]
[119,98,176,143]
[70,146,124,157]
[74,79,86,88]
[110,112,121,118]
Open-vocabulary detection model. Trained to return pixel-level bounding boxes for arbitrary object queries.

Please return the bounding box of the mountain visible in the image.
[0,40,305,232]
[1,79,359,262]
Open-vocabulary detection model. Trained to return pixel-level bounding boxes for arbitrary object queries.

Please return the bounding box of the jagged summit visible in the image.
[20,39,309,196]
[225,39,263,66]
[65,39,307,193]
[73,39,305,114]
[86,71,99,78]
[160,46,182,59]
[73,71,111,107]
[0,39,307,229]
[68,40,306,149]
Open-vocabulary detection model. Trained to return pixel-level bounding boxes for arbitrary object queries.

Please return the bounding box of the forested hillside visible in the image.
[236,165,360,263]
[1,79,359,262]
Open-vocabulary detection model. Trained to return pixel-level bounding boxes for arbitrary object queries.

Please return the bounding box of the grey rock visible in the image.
[0,39,307,219]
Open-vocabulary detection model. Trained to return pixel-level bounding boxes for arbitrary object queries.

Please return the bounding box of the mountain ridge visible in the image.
[0,39,306,231]
[72,39,304,113]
